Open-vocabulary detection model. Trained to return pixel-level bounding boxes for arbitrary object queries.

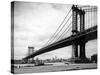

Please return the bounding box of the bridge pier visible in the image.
[79,42,86,58]
[72,41,78,58]
[71,40,89,63]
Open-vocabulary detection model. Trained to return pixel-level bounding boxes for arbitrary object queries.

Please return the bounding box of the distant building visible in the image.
[91,54,97,63]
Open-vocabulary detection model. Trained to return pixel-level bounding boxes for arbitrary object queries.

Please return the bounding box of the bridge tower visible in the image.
[72,5,79,59]
[72,5,88,63]
[28,46,34,63]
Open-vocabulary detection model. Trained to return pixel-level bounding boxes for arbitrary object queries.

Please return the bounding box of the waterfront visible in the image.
[13,63,97,74]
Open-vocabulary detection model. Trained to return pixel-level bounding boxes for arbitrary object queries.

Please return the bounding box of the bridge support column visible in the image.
[72,42,78,58]
[71,40,79,63]
[78,41,90,63]
[79,42,86,58]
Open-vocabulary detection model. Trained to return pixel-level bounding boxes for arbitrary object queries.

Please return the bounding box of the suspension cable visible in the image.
[48,14,72,45]
[56,22,72,41]
[43,8,72,47]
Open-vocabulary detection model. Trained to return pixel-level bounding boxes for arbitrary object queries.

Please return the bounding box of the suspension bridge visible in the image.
[23,5,97,63]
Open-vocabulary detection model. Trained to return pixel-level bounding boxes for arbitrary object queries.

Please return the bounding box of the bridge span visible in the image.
[24,26,97,59]
[23,5,97,63]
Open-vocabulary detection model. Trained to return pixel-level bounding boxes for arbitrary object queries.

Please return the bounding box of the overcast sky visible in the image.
[13,2,97,60]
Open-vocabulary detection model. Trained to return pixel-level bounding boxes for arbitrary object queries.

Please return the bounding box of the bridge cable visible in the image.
[56,22,72,41]
[43,7,72,47]
[82,6,97,28]
[56,16,80,41]
[43,6,96,47]
[48,13,72,45]
[57,7,97,42]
